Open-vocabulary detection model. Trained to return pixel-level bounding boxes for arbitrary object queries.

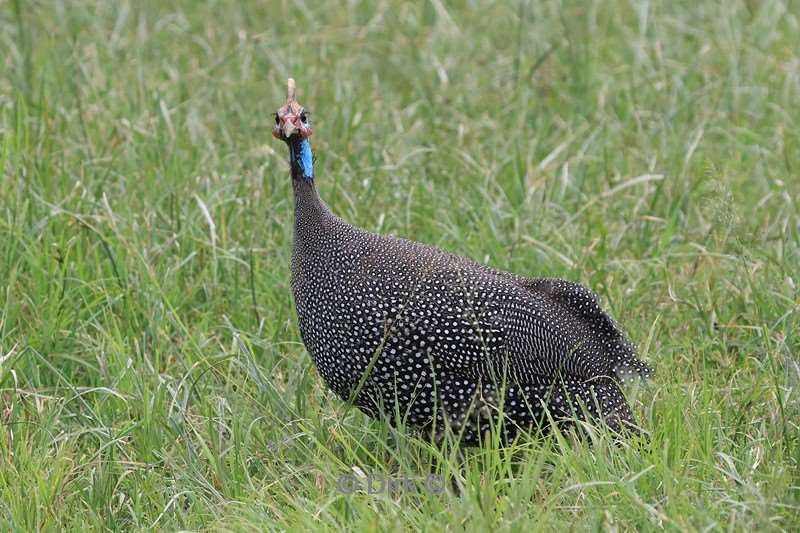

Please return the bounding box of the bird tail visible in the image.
[547,376,641,434]
[613,357,654,385]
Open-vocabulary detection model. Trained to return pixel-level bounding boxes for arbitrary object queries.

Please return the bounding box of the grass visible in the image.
[1,0,798,530]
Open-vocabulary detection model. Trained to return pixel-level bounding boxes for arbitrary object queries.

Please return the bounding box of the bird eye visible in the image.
[300,112,308,124]
[274,113,280,126]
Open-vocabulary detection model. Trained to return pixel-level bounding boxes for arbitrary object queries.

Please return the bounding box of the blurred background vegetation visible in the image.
[1,0,798,530]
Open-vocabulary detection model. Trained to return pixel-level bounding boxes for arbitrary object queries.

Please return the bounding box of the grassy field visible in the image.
[1,0,799,530]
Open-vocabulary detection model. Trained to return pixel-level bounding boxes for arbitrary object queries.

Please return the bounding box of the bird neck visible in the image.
[288,137,314,181]
[292,176,325,218]
[288,134,324,221]
[292,175,337,267]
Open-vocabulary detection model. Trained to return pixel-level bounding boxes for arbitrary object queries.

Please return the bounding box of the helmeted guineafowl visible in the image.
[273,79,652,445]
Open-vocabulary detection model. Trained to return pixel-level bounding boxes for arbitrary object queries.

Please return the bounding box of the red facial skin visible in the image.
[272,100,313,140]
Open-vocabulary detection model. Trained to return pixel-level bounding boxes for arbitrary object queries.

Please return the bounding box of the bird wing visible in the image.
[510,277,653,383]
[416,265,652,385]
[360,235,651,385]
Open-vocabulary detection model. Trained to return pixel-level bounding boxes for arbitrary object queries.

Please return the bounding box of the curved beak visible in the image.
[281,115,299,138]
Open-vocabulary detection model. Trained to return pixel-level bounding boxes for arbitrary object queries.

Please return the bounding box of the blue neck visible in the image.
[290,138,314,180]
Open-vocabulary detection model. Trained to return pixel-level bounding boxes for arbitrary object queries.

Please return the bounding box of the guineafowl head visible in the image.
[273,78,314,180]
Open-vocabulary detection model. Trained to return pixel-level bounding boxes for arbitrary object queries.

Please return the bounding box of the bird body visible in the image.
[275,80,651,445]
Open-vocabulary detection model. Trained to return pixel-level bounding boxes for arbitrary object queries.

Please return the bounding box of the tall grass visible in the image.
[1,0,798,530]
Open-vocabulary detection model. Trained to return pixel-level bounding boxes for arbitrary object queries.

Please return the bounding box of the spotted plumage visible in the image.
[274,79,652,445]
